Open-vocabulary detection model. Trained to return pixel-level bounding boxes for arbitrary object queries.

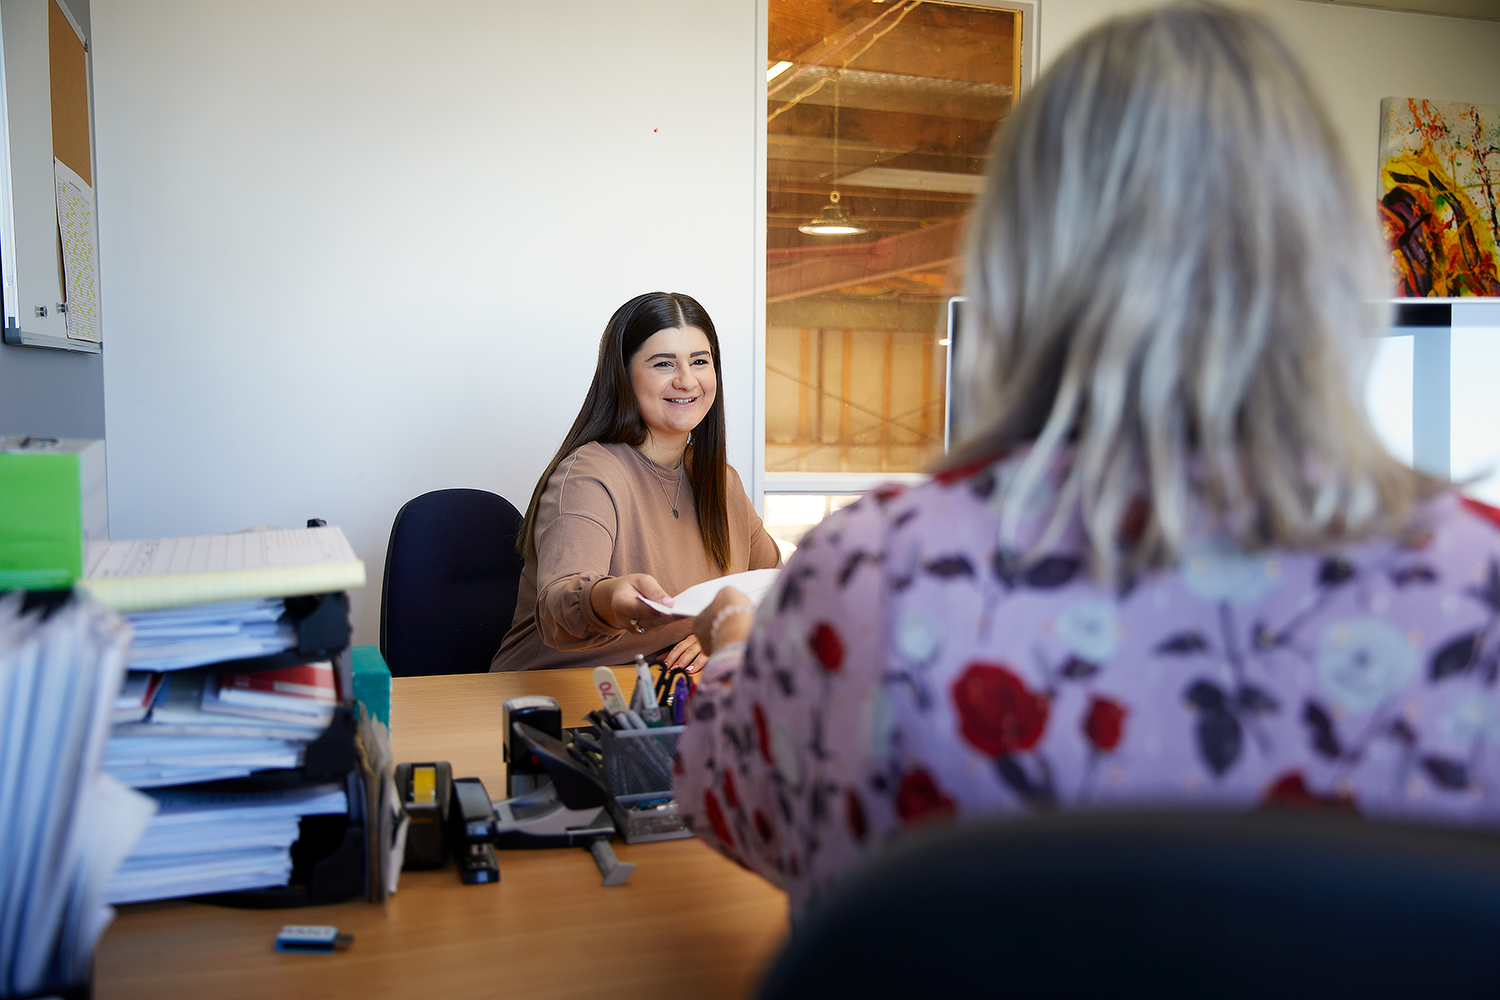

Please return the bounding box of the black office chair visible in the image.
[759,810,1500,999]
[379,489,524,676]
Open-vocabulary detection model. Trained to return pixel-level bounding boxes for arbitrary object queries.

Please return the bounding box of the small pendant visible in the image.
[672,509,679,519]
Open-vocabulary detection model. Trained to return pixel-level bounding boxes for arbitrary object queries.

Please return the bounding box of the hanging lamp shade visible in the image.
[798,191,868,236]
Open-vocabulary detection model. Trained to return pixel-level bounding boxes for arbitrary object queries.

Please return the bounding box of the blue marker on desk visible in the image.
[671,675,689,725]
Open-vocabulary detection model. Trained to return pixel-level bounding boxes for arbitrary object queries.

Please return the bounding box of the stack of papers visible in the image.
[203,660,338,727]
[104,783,348,904]
[106,669,330,788]
[104,734,305,788]
[123,599,295,672]
[0,592,156,997]
[73,525,370,907]
[123,672,325,736]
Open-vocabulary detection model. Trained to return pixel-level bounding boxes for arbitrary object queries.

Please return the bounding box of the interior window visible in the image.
[766,0,1023,476]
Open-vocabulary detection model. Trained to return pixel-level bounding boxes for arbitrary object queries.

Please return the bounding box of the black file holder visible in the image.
[191,707,368,909]
[144,592,368,909]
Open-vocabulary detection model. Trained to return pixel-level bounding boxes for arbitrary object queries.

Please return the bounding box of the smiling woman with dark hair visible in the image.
[491,291,780,672]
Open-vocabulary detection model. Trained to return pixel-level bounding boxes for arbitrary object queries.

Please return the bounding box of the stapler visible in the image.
[449,776,500,884]
[493,696,616,848]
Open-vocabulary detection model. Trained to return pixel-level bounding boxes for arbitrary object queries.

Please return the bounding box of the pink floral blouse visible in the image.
[673,452,1500,913]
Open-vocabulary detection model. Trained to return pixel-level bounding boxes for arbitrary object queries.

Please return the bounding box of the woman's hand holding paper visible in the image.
[590,573,674,632]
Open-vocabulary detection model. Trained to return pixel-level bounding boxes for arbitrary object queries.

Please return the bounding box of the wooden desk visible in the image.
[94,671,790,999]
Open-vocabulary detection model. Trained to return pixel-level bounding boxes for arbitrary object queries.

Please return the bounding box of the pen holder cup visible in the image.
[596,724,692,844]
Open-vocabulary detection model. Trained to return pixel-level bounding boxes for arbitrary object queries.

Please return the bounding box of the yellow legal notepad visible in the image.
[78,525,366,612]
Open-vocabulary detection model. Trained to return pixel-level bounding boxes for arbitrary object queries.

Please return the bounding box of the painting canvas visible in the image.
[1379,97,1500,298]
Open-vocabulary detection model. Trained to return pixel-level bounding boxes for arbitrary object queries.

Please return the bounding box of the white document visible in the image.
[53,158,101,345]
[639,567,782,618]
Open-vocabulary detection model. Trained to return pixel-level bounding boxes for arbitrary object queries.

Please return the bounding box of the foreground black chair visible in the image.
[379,488,523,676]
[760,810,1500,999]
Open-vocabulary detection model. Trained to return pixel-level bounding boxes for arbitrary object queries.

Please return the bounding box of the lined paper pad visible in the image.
[80,526,365,612]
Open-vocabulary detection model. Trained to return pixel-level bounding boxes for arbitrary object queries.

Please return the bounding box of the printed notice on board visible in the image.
[53,157,100,344]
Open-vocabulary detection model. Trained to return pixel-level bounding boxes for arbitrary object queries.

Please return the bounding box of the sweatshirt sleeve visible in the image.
[532,455,627,650]
[748,521,783,571]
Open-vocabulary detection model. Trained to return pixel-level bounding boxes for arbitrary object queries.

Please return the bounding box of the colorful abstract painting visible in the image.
[1379,97,1500,298]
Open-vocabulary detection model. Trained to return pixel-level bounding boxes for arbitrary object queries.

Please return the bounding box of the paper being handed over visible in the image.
[638,568,781,618]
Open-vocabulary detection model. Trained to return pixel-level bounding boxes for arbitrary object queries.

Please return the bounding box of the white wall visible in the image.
[92,0,1500,648]
[92,0,759,646]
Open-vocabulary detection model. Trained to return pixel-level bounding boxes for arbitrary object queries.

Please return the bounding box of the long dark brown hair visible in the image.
[518,291,731,571]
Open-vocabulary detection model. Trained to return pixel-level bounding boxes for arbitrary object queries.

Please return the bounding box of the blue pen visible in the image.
[634,653,663,726]
[671,675,688,725]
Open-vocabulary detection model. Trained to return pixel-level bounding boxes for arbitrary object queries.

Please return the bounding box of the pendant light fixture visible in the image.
[799,71,868,236]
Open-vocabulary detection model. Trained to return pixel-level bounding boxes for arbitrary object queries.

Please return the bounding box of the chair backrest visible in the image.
[759,810,1500,999]
[380,488,523,677]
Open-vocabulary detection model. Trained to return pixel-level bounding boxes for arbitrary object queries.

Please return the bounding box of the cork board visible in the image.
[48,0,88,186]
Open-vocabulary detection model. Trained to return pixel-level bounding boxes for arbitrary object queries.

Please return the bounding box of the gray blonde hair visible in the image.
[956,0,1435,581]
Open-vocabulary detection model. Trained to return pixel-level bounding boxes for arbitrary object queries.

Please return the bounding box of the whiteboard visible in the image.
[0,0,99,353]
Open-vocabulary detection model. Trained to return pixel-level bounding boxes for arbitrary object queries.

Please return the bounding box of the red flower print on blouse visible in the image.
[895,767,956,824]
[752,703,774,765]
[872,483,907,502]
[704,789,734,846]
[722,768,740,809]
[754,810,774,842]
[951,662,1049,756]
[809,622,845,672]
[1083,696,1127,752]
[846,788,867,842]
[1261,772,1357,814]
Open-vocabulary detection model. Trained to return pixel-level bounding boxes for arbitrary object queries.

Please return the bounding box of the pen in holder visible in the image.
[596,723,691,843]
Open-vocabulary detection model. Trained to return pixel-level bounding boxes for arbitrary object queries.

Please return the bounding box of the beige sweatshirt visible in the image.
[491,441,781,671]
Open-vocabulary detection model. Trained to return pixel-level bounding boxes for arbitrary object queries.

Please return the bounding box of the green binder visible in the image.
[0,436,107,589]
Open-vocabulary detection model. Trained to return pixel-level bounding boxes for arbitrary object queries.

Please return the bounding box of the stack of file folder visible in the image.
[3,441,375,958]
[80,525,369,905]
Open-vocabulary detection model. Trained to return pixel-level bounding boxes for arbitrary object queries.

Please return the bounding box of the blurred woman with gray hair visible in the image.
[676,1,1494,913]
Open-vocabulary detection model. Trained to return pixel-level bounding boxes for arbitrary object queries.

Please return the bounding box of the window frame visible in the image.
[752,0,1038,510]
